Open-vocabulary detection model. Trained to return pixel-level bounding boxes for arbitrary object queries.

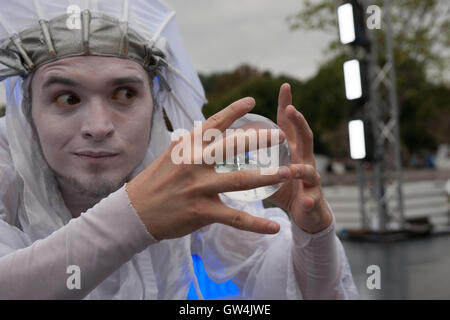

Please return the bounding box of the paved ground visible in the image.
[322,168,450,186]
[341,234,450,299]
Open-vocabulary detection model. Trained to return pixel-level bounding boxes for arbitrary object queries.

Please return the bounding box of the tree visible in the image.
[286,0,450,153]
[287,0,450,84]
[200,63,344,156]
[201,64,303,123]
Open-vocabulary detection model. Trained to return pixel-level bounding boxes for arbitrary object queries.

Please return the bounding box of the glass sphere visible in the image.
[214,113,291,202]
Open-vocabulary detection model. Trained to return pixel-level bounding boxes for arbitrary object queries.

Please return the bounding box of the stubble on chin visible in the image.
[53,169,133,200]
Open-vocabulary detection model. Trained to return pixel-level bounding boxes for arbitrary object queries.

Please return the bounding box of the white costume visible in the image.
[0,0,359,299]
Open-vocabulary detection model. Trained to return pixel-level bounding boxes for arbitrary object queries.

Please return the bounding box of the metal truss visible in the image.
[358,0,405,231]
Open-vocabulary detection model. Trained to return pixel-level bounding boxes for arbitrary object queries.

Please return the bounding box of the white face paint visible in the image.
[30,56,153,206]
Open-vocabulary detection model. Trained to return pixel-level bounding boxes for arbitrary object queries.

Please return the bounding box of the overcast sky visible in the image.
[161,0,336,80]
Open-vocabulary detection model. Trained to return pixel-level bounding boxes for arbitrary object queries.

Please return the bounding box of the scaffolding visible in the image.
[351,0,405,231]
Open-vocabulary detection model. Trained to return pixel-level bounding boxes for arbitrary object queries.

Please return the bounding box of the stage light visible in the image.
[338,3,356,44]
[348,120,366,160]
[343,59,363,100]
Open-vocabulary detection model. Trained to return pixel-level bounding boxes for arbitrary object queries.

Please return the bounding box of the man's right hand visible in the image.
[125,97,291,240]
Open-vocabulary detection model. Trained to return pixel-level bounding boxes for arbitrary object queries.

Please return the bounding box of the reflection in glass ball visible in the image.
[214,113,291,202]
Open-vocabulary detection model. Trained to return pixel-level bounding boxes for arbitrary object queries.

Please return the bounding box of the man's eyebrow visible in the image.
[42,76,82,89]
[41,75,145,90]
[107,76,145,87]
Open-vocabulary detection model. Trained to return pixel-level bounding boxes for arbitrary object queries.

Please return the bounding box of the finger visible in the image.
[207,166,291,194]
[287,106,315,165]
[300,194,320,213]
[278,83,292,111]
[203,129,286,165]
[202,97,256,133]
[213,205,280,234]
[276,83,296,140]
[288,163,320,186]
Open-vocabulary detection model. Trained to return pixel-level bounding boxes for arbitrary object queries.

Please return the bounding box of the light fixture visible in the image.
[348,119,366,160]
[343,59,363,100]
[338,3,356,44]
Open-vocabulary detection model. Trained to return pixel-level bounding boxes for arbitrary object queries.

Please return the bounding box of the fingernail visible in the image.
[268,222,279,233]
[243,97,255,106]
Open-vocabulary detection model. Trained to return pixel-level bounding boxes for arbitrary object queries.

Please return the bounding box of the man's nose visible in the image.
[81,99,114,141]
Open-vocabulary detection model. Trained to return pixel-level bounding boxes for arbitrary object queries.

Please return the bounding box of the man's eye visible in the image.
[112,88,136,102]
[55,93,81,106]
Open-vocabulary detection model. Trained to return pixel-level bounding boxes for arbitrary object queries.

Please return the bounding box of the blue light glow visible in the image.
[187,254,240,300]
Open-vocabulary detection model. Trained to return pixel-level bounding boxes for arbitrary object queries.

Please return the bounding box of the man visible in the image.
[0,0,358,299]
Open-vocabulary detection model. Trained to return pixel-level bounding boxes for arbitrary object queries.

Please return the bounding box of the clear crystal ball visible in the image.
[214,113,291,202]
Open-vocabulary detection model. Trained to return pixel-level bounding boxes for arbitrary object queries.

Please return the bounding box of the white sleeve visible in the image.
[290,204,360,299]
[0,183,157,299]
[191,196,359,300]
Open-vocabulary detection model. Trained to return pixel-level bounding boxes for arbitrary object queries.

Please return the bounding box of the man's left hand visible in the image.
[268,83,333,234]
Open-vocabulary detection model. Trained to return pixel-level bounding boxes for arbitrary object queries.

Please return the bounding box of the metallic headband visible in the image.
[0,9,169,87]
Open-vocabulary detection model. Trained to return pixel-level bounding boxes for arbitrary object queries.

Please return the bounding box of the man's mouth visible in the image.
[74,150,119,163]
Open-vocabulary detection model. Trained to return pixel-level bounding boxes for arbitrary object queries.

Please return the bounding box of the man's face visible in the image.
[30,56,153,198]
